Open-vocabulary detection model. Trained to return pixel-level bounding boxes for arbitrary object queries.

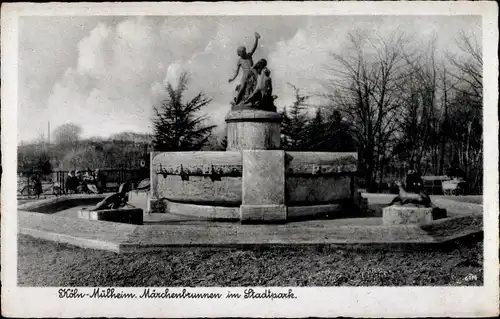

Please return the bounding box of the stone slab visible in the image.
[19,211,137,244]
[225,110,282,122]
[242,150,285,206]
[20,227,122,253]
[285,152,358,174]
[151,151,242,176]
[383,206,447,225]
[165,200,240,220]
[78,208,144,225]
[152,151,242,166]
[128,190,150,212]
[240,204,287,222]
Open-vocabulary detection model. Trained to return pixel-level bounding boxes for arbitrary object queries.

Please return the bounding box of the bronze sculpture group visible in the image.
[228,32,277,112]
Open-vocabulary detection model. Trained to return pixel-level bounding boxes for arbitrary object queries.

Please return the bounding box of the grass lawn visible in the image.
[18,234,483,287]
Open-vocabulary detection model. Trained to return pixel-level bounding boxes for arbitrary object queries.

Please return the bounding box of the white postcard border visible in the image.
[1,2,498,318]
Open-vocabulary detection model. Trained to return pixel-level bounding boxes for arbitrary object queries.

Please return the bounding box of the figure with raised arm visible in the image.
[229,32,261,105]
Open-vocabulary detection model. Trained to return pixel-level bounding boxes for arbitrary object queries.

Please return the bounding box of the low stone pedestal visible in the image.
[78,208,144,225]
[225,110,281,151]
[383,205,447,225]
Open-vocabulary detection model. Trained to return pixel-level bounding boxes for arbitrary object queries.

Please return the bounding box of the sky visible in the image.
[18,15,481,142]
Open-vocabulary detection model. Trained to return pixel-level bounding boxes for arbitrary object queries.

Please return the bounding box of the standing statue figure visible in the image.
[228,32,261,105]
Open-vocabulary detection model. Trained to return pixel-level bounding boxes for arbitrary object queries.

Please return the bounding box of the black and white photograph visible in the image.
[1,2,498,318]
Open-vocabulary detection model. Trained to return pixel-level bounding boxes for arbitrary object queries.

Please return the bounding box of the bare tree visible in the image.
[447,31,483,101]
[446,30,483,191]
[323,30,410,189]
[53,123,82,146]
[396,36,443,173]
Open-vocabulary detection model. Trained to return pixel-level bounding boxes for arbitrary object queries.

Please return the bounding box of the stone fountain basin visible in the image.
[151,151,359,211]
[18,194,106,213]
[16,193,482,252]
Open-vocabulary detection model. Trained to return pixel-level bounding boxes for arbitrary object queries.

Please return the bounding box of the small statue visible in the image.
[90,182,130,211]
[228,32,261,105]
[389,181,432,207]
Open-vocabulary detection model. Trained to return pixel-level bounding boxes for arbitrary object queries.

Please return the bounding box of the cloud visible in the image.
[22,16,312,140]
[20,15,481,142]
[46,16,215,139]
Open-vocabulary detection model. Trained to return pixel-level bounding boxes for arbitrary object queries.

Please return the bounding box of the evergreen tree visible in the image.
[280,107,292,149]
[152,72,216,151]
[320,110,356,152]
[304,107,325,150]
[280,83,310,150]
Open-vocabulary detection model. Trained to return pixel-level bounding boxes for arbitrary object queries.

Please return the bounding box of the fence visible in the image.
[18,168,148,195]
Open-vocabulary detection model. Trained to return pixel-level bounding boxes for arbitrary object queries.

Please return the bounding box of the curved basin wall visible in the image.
[151,151,358,209]
[284,152,358,205]
[151,151,243,206]
[18,194,106,214]
[157,175,242,206]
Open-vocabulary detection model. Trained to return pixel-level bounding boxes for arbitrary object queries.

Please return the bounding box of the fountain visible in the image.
[15,34,479,254]
[148,32,365,223]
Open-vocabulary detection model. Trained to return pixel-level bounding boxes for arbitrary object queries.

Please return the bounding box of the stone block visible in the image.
[128,190,150,212]
[242,150,285,206]
[240,150,286,222]
[240,205,287,222]
[78,208,144,225]
[165,201,240,220]
[383,206,447,225]
[285,152,358,174]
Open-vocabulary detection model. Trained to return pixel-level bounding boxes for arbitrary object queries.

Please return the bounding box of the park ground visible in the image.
[17,234,482,287]
[14,194,484,286]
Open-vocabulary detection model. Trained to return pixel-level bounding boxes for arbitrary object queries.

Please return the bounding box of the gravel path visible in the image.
[18,234,483,287]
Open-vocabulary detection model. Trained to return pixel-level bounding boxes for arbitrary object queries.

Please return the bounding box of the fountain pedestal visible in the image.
[225,110,281,151]
[226,109,286,222]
